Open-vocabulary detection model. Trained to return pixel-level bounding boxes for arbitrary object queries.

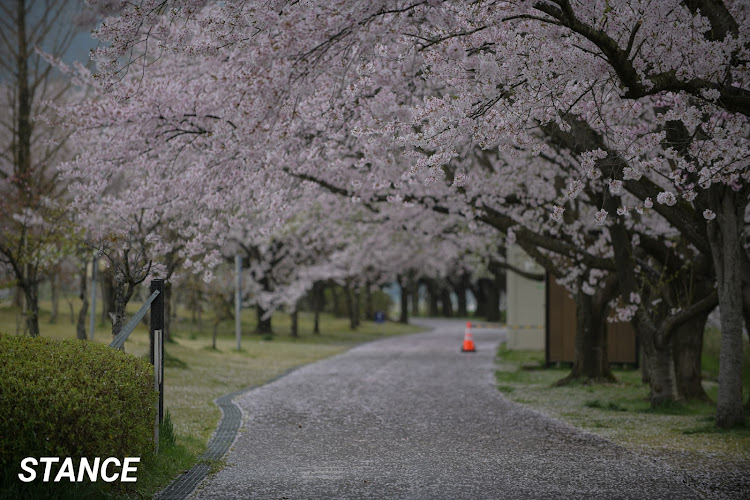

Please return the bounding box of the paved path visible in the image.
[190,319,699,499]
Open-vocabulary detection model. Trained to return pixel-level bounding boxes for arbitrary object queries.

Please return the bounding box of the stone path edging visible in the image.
[155,367,300,500]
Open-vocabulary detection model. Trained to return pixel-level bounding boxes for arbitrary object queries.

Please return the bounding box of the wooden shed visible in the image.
[545,274,638,366]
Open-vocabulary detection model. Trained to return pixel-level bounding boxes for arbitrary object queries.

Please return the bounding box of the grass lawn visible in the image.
[495,328,750,498]
[0,298,423,498]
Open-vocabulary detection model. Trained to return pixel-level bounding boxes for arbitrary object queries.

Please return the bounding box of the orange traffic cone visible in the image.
[461,321,476,352]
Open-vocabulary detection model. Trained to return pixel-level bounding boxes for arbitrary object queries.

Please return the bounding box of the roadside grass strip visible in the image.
[0,300,423,499]
[495,334,750,499]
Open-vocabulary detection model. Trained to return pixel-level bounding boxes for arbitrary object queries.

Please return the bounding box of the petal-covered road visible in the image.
[190,319,699,499]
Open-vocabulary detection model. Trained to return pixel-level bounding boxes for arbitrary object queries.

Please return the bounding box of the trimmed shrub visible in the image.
[0,333,157,472]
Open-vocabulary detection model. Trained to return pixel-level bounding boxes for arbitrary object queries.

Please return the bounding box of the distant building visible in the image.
[505,245,546,350]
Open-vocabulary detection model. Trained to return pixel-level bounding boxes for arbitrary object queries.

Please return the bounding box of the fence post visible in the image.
[150,279,165,453]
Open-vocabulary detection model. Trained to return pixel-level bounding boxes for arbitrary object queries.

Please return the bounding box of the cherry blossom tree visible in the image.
[70,0,748,426]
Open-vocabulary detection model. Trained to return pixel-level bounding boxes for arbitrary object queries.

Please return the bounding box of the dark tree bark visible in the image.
[706,186,746,428]
[256,305,273,334]
[472,281,486,318]
[365,281,373,321]
[290,309,298,337]
[454,276,468,318]
[397,275,409,324]
[22,276,40,337]
[673,312,710,401]
[344,283,356,330]
[353,286,361,328]
[76,261,88,340]
[49,271,59,324]
[331,285,343,318]
[440,287,453,317]
[484,280,500,322]
[313,281,324,334]
[426,279,440,317]
[100,266,115,326]
[555,278,616,385]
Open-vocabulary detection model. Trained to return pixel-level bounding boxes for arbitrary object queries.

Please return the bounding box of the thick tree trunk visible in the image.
[707,187,745,428]
[256,305,272,335]
[673,312,710,401]
[556,289,614,385]
[645,335,679,406]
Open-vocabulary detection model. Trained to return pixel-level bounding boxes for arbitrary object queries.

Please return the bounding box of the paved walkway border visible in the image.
[155,367,300,500]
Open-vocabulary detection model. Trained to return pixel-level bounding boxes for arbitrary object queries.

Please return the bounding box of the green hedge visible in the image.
[0,334,157,473]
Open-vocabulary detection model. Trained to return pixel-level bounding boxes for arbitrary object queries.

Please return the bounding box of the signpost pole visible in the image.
[150,279,165,429]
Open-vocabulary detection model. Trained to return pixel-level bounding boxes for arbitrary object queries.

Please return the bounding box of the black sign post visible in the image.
[150,279,165,427]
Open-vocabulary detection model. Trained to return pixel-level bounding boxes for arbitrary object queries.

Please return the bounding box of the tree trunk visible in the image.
[473,281,486,318]
[76,263,88,341]
[212,320,219,350]
[13,286,23,308]
[111,273,135,341]
[640,344,651,386]
[49,272,59,324]
[331,285,344,318]
[556,289,614,385]
[365,282,373,321]
[440,287,453,317]
[256,305,273,335]
[398,275,408,324]
[290,309,298,337]
[673,312,710,401]
[485,282,500,322]
[100,267,115,326]
[23,276,40,337]
[707,187,745,428]
[455,282,467,318]
[354,287,361,328]
[426,280,440,317]
[345,284,356,330]
[313,282,323,334]
[645,334,678,406]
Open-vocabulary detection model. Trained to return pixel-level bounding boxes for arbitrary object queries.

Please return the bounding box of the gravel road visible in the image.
[190,319,701,499]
